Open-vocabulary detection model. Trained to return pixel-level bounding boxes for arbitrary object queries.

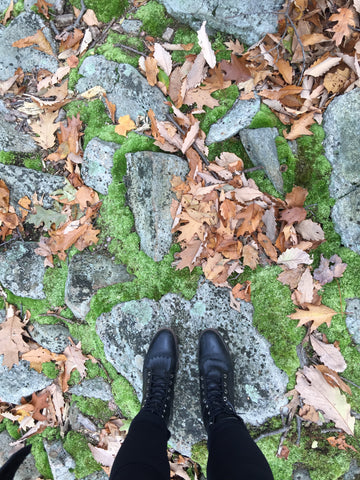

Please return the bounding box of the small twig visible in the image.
[38,313,76,324]
[0,236,20,248]
[63,0,86,32]
[243,166,264,173]
[296,415,302,446]
[340,378,360,390]
[320,428,343,434]
[50,20,60,36]
[254,427,288,443]
[114,43,148,57]
[285,13,306,84]
[350,410,360,419]
[89,18,117,50]
[165,113,210,166]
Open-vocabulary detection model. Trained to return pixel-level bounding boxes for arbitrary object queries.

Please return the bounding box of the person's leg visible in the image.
[0,444,32,480]
[198,329,274,480]
[109,410,170,480]
[207,417,274,480]
[110,328,178,480]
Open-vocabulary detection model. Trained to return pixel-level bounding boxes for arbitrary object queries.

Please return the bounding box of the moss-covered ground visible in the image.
[1,3,360,479]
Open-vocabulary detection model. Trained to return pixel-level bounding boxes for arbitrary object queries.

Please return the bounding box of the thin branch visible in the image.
[320,428,343,434]
[38,313,76,324]
[254,427,288,443]
[89,18,117,50]
[296,415,302,446]
[243,166,264,173]
[285,12,306,84]
[63,0,86,32]
[165,113,210,166]
[114,43,148,57]
[340,377,360,390]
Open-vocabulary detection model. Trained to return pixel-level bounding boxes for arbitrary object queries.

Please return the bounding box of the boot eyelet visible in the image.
[223,396,227,401]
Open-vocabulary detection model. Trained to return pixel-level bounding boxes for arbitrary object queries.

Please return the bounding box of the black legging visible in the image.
[109,410,274,480]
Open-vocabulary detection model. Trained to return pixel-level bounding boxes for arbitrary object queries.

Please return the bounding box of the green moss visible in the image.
[0,151,18,165]
[275,136,297,193]
[71,395,116,424]
[28,435,53,479]
[239,266,303,384]
[13,0,25,17]
[3,417,21,439]
[249,103,284,130]
[69,0,127,23]
[43,258,68,307]
[96,32,145,67]
[68,50,96,91]
[171,27,200,63]
[23,155,43,171]
[111,376,140,419]
[133,1,172,37]
[63,431,101,478]
[42,361,58,379]
[68,369,81,387]
[212,32,232,62]
[191,440,208,474]
[199,84,239,135]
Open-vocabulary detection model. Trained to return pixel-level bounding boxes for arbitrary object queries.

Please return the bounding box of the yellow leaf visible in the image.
[115,115,136,137]
[328,8,356,46]
[288,303,338,332]
[276,58,293,84]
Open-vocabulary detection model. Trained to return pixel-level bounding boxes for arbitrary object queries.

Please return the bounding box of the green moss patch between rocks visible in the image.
[69,0,128,23]
[96,31,145,67]
[0,151,43,170]
[133,0,172,37]
[63,431,102,478]
[71,395,116,424]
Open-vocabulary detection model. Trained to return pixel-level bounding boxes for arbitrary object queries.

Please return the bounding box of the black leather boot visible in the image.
[141,328,178,426]
[199,329,239,432]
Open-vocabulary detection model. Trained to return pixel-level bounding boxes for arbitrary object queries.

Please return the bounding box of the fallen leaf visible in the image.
[316,365,352,395]
[313,254,347,285]
[220,54,252,83]
[82,9,100,26]
[35,0,52,19]
[59,28,83,52]
[327,434,357,452]
[197,21,216,68]
[26,205,67,230]
[277,248,312,269]
[301,33,331,46]
[103,94,116,123]
[295,366,354,435]
[283,112,315,140]
[21,347,65,373]
[30,111,59,149]
[154,43,172,76]
[236,203,264,236]
[304,56,341,77]
[145,56,159,87]
[296,219,325,241]
[224,39,244,55]
[233,187,262,203]
[232,281,251,302]
[276,58,293,84]
[277,266,304,289]
[288,303,338,332]
[115,115,136,137]
[181,121,200,154]
[18,196,31,221]
[61,341,88,392]
[310,335,347,372]
[186,52,207,90]
[324,67,350,93]
[299,404,320,423]
[0,305,30,368]
[328,8,356,46]
[0,74,18,95]
[2,0,13,25]
[183,87,219,109]
[174,238,203,271]
[258,232,278,262]
[12,29,54,56]
[242,244,259,270]
[279,207,307,224]
[295,267,314,304]
[285,186,309,208]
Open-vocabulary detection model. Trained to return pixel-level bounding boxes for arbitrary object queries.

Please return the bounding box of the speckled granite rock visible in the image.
[0,431,40,480]
[96,281,288,456]
[0,100,37,152]
[124,151,188,261]
[31,323,72,353]
[69,378,113,401]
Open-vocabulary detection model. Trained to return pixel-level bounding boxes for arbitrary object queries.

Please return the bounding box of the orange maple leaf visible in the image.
[115,115,136,137]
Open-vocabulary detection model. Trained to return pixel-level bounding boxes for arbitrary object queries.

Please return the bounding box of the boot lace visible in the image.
[143,372,173,417]
[203,374,236,420]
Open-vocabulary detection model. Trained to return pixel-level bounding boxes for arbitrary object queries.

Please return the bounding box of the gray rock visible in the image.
[0,0,16,9]
[0,164,64,214]
[24,0,64,12]
[293,466,312,480]
[0,12,58,81]
[206,96,260,145]
[162,27,174,42]
[83,472,109,480]
[125,151,188,261]
[0,242,45,299]
[43,439,76,480]
[331,187,360,254]
[68,404,98,432]
[77,55,169,121]
[323,89,360,199]
[96,281,288,456]
[240,127,284,193]
[82,138,119,194]
[0,100,37,152]
[31,323,72,353]
[120,19,143,35]
[65,252,134,320]
[0,358,52,403]
[0,431,40,480]
[157,0,282,45]
[344,459,360,480]
[69,378,113,401]
[345,298,360,348]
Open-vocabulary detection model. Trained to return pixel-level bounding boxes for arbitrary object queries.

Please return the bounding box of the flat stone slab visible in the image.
[239,127,284,193]
[0,163,64,214]
[0,431,40,480]
[120,19,143,35]
[77,55,169,121]
[345,298,360,348]
[331,187,360,254]
[0,242,45,299]
[157,0,283,45]
[0,100,37,152]
[44,439,76,480]
[96,281,288,456]
[31,323,72,353]
[206,96,260,145]
[65,252,134,320]
[69,378,113,401]
[82,137,119,195]
[124,151,188,261]
[323,88,360,199]
[0,12,58,81]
